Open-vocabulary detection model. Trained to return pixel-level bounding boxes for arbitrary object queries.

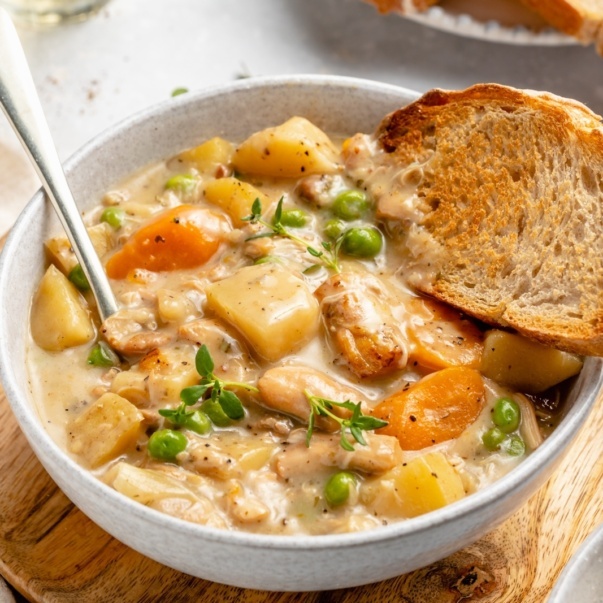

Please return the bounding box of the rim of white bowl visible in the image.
[548,521,603,601]
[1,74,602,554]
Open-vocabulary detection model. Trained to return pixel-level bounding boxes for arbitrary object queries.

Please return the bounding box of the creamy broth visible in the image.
[27,118,579,535]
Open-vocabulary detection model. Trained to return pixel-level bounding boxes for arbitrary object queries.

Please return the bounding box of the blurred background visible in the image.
[1,0,602,235]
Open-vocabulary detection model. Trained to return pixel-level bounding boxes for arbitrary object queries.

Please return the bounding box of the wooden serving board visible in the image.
[1,384,603,603]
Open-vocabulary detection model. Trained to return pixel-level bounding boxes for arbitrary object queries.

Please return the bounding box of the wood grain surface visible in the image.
[1,383,602,603]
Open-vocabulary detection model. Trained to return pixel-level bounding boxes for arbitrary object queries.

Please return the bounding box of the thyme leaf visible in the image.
[158,404,194,423]
[160,344,258,424]
[195,344,214,376]
[304,390,388,450]
[243,197,341,273]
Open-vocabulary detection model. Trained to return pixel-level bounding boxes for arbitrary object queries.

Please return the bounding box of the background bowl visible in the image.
[548,522,603,602]
[0,75,601,592]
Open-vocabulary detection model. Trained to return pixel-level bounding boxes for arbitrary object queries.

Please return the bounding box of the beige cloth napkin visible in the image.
[0,120,39,236]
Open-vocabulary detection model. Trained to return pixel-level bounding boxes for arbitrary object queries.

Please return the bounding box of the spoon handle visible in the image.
[0,9,117,322]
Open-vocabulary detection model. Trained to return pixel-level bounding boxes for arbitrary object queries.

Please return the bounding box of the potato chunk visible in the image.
[68,393,143,468]
[205,263,319,361]
[138,347,200,406]
[203,177,271,227]
[110,462,198,503]
[480,330,583,393]
[233,117,341,178]
[178,136,234,173]
[361,452,465,518]
[45,223,115,275]
[31,264,95,351]
[44,236,76,275]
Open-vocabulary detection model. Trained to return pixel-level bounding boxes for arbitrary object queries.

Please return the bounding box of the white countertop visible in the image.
[2,0,603,234]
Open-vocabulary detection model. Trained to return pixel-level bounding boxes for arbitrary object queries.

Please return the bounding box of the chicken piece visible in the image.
[140,408,162,430]
[341,133,377,178]
[225,480,270,524]
[180,440,236,480]
[101,307,174,356]
[136,346,200,407]
[274,431,403,479]
[342,133,429,224]
[182,433,276,481]
[252,415,294,437]
[257,365,365,431]
[315,271,408,378]
[295,174,344,208]
[178,317,258,384]
[241,221,276,259]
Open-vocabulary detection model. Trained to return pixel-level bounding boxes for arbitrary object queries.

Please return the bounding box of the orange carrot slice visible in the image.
[106,205,230,279]
[374,366,485,450]
[407,297,483,371]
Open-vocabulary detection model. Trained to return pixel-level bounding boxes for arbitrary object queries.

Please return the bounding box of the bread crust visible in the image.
[364,0,603,52]
[362,0,438,15]
[362,84,603,356]
[520,0,603,48]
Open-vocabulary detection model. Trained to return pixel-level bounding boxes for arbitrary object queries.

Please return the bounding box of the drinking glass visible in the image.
[0,0,109,25]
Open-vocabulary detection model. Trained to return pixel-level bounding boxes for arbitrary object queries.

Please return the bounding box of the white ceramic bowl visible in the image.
[548,523,603,602]
[0,75,601,592]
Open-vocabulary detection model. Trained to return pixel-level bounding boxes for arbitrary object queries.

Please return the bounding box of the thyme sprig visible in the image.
[159,344,258,424]
[304,390,388,451]
[158,402,195,425]
[243,197,342,273]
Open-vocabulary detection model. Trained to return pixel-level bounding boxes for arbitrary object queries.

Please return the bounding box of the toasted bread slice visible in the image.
[520,0,603,52]
[345,84,603,356]
[363,0,439,15]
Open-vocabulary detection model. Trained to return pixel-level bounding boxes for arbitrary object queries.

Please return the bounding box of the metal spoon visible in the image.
[0,8,117,322]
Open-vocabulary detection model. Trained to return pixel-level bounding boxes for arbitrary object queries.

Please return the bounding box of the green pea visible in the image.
[505,434,526,457]
[324,471,356,507]
[323,219,345,240]
[100,207,125,229]
[68,264,90,291]
[87,341,119,368]
[201,398,232,427]
[332,190,370,221]
[277,208,307,228]
[165,174,197,193]
[181,409,212,435]
[492,397,521,434]
[147,429,187,461]
[482,426,506,451]
[341,226,383,258]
